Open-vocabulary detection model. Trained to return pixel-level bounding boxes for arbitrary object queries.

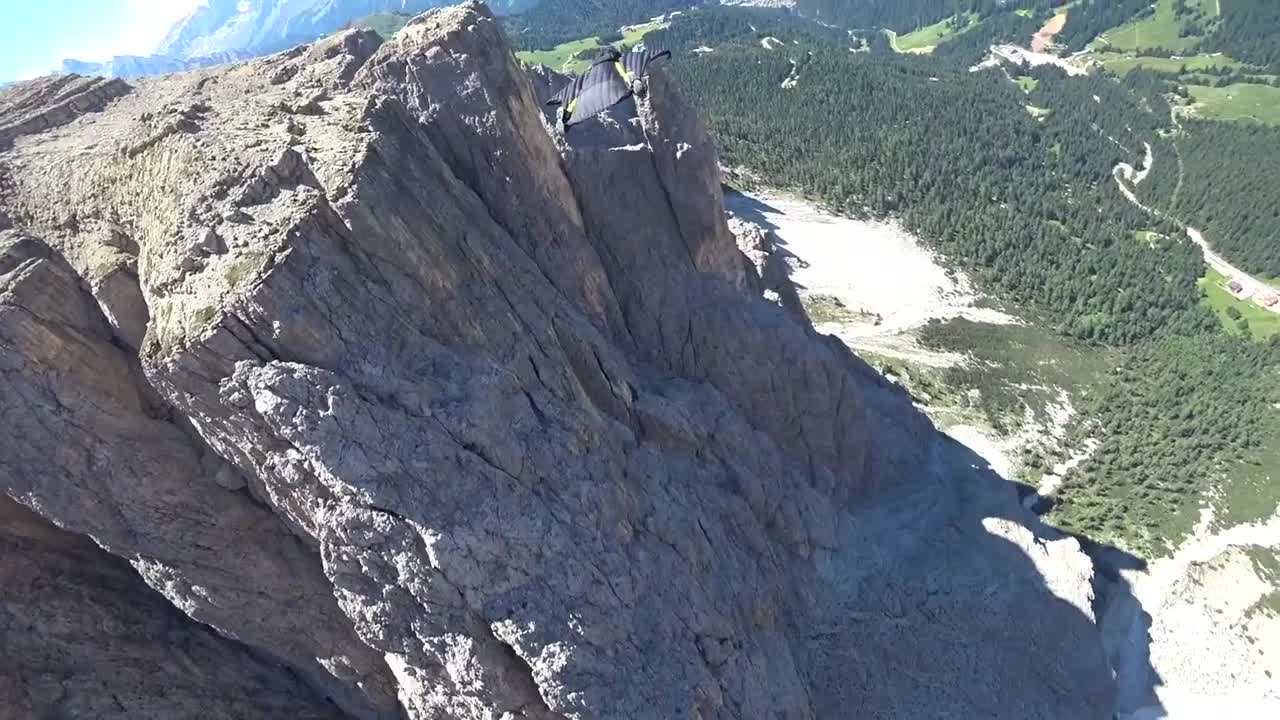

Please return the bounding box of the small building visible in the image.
[1229,280,1245,294]
[1262,293,1279,307]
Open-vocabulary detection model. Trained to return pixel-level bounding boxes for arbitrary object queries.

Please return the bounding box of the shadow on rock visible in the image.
[722,187,784,233]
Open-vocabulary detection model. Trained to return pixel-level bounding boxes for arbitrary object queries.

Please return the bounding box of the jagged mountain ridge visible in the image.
[1,2,1113,718]
[60,50,256,81]
[158,0,537,58]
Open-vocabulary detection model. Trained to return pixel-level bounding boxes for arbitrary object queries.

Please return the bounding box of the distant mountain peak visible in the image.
[158,0,537,59]
[60,1,538,80]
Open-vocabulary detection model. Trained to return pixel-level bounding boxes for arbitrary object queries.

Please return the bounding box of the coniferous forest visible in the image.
[505,0,691,50]
[1051,333,1280,548]
[641,6,1280,555]
[662,42,1209,344]
[1159,121,1280,277]
[1209,0,1280,70]
[795,0,1048,31]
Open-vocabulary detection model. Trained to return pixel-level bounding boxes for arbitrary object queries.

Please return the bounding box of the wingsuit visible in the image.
[545,45,672,130]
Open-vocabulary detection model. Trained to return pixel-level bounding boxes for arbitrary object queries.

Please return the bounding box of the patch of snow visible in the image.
[692,46,715,54]
[761,36,783,50]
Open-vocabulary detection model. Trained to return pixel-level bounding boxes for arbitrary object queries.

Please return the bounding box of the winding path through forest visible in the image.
[1105,129,1280,717]
[1111,144,1280,303]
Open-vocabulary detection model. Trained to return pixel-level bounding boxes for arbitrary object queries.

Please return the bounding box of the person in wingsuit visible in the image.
[545,44,672,130]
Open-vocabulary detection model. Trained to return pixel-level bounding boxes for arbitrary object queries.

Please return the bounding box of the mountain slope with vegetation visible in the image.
[1209,0,1280,69]
[504,0,689,49]
[795,0,1042,32]
[647,4,1280,559]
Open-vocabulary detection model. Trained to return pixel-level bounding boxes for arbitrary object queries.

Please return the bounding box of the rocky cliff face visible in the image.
[0,3,1114,718]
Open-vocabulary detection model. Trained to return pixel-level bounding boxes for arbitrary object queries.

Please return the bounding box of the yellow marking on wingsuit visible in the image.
[614,61,633,83]
[567,97,579,113]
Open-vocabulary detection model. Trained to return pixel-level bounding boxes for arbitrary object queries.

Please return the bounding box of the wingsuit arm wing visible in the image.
[622,46,671,79]
[565,63,630,127]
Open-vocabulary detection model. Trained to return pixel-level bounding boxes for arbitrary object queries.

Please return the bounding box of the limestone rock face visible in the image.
[728,214,810,323]
[0,74,132,147]
[0,496,347,720]
[0,3,1115,719]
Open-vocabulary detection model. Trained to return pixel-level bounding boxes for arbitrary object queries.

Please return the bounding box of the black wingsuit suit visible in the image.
[546,45,672,129]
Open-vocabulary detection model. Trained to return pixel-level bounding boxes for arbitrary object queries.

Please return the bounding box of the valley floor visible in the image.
[724,188,1058,480]
[729,187,1280,717]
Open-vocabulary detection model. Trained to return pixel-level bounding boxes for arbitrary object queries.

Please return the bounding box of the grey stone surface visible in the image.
[0,74,132,147]
[0,3,1115,718]
[0,495,347,720]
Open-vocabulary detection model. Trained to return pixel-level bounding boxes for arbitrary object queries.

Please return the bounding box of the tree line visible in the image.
[644,5,1280,556]
[794,0,1046,32]
[1049,333,1280,555]
[1209,0,1280,70]
[663,35,1210,343]
[504,0,694,50]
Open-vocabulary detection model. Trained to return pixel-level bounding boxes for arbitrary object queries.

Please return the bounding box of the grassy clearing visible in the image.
[801,293,864,324]
[1188,83,1280,126]
[516,22,662,73]
[1134,230,1164,247]
[1015,75,1039,93]
[1092,51,1247,76]
[1199,268,1280,340]
[517,36,605,73]
[894,13,977,54]
[1101,0,1218,53]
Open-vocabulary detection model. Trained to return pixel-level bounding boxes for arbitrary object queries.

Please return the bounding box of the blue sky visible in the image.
[0,0,205,82]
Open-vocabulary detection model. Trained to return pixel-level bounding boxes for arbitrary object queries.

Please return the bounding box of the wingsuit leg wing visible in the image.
[621,47,671,85]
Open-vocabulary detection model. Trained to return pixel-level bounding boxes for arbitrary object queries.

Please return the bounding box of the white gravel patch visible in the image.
[1110,513,1280,718]
[946,424,1014,478]
[723,190,1017,339]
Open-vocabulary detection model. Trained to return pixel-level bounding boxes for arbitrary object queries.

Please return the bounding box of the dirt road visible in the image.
[1111,152,1280,303]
